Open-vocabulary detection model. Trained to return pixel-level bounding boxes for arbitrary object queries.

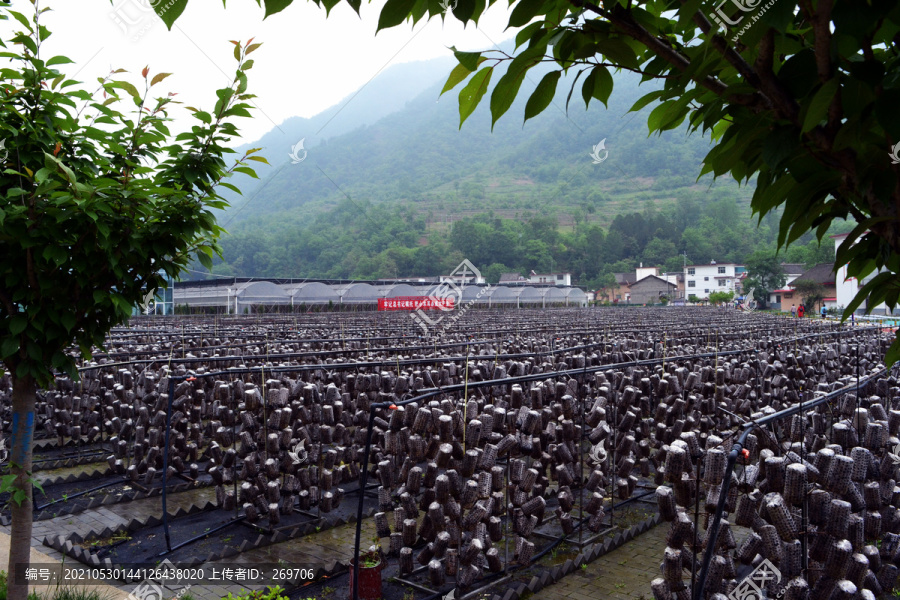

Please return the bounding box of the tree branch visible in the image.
[540,57,678,79]
[811,0,832,83]
[570,0,765,110]
[753,30,801,124]
[688,6,769,108]
[0,287,17,315]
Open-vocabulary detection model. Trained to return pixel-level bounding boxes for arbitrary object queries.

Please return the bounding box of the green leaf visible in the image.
[630,90,662,113]
[581,65,613,109]
[233,166,259,178]
[42,244,67,266]
[1,337,20,359]
[442,59,484,96]
[110,81,141,102]
[524,71,560,123]
[802,79,839,133]
[112,294,133,315]
[594,39,638,70]
[9,315,27,336]
[46,56,74,66]
[886,336,900,369]
[508,0,546,27]
[263,0,294,17]
[9,11,34,32]
[60,313,76,333]
[843,272,894,317]
[515,22,544,50]
[218,182,243,194]
[458,66,493,127]
[647,98,689,133]
[378,0,418,31]
[43,152,77,186]
[490,44,545,128]
[198,250,214,270]
[0,474,16,492]
[453,50,483,72]
[155,0,189,29]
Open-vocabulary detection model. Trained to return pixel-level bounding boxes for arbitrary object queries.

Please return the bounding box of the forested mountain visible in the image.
[201,54,848,287]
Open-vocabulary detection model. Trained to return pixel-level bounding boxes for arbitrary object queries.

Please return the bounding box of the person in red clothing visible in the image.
[797,304,805,318]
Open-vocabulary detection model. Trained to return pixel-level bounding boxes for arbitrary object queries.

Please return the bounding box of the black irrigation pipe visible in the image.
[102,321,610,350]
[33,478,126,511]
[162,377,176,553]
[79,321,798,372]
[349,326,885,600]
[98,318,836,356]
[157,515,246,557]
[72,337,630,374]
[92,333,507,361]
[145,325,883,588]
[691,364,890,600]
[98,314,832,361]
[150,325,882,544]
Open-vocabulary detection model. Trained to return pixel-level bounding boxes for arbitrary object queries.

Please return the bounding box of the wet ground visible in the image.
[8,456,667,600]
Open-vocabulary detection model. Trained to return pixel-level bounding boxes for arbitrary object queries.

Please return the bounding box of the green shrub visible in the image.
[222,586,289,600]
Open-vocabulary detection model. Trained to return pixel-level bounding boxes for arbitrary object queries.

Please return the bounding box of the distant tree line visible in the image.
[206,191,847,288]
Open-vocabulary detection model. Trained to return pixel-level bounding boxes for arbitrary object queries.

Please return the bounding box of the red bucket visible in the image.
[348,556,382,600]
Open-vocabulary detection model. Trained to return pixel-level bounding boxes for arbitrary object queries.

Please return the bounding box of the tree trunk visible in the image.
[7,374,35,600]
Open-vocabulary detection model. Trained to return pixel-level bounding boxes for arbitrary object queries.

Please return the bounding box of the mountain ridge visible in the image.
[196,55,830,286]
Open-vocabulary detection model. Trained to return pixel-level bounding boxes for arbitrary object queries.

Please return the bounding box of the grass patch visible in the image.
[77,532,131,549]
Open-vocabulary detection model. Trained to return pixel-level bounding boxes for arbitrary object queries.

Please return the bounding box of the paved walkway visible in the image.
[1,488,217,600]
[531,522,667,600]
[29,486,215,544]
[3,487,667,600]
[0,531,130,600]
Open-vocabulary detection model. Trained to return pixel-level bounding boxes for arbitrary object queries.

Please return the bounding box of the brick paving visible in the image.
[2,487,219,600]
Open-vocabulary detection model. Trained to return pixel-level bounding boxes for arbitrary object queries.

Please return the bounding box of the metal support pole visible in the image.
[352,408,378,600]
[162,376,176,553]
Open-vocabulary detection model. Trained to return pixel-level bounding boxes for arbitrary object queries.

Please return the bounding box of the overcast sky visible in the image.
[10,0,514,143]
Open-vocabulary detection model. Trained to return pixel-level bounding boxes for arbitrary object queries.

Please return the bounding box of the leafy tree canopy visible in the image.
[709,290,735,305]
[792,278,827,310]
[743,250,788,308]
[0,10,262,383]
[0,6,263,598]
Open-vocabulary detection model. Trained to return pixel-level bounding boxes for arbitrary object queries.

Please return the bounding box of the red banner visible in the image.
[378,296,454,311]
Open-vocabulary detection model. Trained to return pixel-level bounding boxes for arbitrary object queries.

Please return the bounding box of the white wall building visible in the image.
[528,272,572,286]
[683,261,741,299]
[440,273,486,285]
[833,233,896,314]
[766,263,805,307]
[635,265,658,280]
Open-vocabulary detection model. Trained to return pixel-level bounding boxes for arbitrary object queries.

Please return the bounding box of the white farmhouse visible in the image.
[528,272,572,286]
[683,261,742,299]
